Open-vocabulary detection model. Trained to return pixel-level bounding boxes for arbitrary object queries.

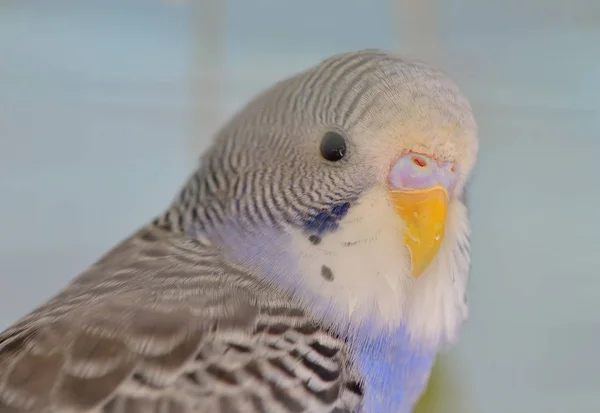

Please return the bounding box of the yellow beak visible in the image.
[389,186,448,278]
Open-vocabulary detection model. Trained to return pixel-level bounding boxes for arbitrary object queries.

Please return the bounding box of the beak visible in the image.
[389,186,448,278]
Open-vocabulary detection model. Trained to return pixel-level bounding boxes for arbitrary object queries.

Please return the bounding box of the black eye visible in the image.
[320,131,347,162]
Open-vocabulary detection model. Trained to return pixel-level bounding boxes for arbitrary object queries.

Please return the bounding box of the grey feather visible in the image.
[0,225,361,413]
[0,49,477,413]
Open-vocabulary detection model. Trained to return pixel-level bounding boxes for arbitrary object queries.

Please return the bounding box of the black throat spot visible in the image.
[320,265,334,281]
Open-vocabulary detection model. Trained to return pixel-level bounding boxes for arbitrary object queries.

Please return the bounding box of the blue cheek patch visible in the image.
[303,201,351,236]
[331,202,351,217]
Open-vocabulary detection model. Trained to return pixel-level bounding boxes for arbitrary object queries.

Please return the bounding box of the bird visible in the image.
[0,49,478,413]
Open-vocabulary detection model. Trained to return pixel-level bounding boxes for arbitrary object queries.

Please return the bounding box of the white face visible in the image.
[270,60,479,347]
[286,127,476,348]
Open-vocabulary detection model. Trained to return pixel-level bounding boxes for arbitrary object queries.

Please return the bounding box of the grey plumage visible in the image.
[0,49,477,413]
[0,225,361,413]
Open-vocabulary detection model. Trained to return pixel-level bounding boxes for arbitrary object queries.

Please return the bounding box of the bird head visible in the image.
[164,50,478,346]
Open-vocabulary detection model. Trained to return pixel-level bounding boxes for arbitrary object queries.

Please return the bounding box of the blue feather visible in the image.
[350,325,437,413]
[303,201,351,236]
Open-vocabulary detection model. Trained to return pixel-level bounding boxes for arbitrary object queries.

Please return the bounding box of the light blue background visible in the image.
[1,1,599,412]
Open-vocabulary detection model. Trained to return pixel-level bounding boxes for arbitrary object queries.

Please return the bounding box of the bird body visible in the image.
[0,50,478,413]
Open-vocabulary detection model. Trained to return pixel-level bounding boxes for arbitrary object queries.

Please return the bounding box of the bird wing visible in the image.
[0,225,360,413]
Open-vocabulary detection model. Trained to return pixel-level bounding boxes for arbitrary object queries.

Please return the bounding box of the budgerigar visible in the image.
[0,49,478,413]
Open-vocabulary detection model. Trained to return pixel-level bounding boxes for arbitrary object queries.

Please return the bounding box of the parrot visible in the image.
[0,49,478,413]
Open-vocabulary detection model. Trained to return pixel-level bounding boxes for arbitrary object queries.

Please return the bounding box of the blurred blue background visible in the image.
[1,1,599,412]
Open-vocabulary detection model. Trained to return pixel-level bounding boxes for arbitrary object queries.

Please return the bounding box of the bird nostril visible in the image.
[412,156,427,168]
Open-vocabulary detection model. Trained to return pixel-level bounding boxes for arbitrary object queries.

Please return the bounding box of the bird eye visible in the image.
[320,131,347,162]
